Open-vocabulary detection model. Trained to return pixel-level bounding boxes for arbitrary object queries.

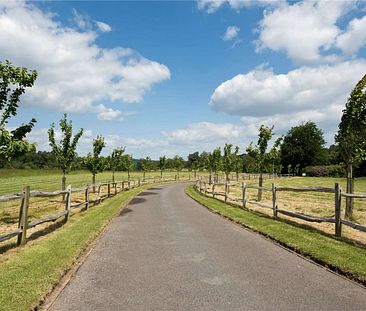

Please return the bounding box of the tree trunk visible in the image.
[143,171,146,180]
[258,172,263,201]
[194,170,197,178]
[236,172,239,181]
[128,170,130,181]
[345,162,354,219]
[112,170,115,182]
[161,170,163,178]
[209,170,212,184]
[92,174,96,193]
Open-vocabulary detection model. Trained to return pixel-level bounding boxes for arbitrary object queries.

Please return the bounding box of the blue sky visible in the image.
[1,1,366,159]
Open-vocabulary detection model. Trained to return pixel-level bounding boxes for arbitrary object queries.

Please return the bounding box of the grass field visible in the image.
[201,176,366,244]
[186,185,366,285]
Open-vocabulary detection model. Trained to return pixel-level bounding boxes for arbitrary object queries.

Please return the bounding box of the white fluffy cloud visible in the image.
[95,21,112,33]
[209,60,366,116]
[0,2,170,120]
[256,1,366,64]
[223,26,240,41]
[336,15,366,55]
[197,0,276,13]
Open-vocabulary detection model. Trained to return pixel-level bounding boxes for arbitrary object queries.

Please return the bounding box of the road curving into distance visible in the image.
[50,182,366,311]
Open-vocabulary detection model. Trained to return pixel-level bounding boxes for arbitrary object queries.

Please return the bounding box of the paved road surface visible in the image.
[50,183,366,311]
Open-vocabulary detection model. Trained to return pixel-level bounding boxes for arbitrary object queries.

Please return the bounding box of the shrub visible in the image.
[304,165,345,177]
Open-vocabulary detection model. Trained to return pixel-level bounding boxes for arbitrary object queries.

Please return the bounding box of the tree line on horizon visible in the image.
[1,60,365,218]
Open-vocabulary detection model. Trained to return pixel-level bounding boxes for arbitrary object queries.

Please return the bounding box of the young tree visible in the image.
[222,144,238,181]
[0,61,37,164]
[173,155,184,178]
[268,137,283,177]
[280,122,326,175]
[109,147,126,182]
[159,156,167,177]
[247,125,274,201]
[206,148,221,183]
[48,114,83,193]
[232,147,242,180]
[140,156,152,180]
[188,151,200,178]
[335,74,366,218]
[122,154,134,181]
[84,136,106,192]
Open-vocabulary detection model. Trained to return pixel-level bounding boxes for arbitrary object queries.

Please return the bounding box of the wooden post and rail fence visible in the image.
[0,175,191,247]
[195,179,366,239]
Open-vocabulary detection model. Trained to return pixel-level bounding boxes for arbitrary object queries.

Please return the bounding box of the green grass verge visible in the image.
[186,185,366,284]
[0,184,151,311]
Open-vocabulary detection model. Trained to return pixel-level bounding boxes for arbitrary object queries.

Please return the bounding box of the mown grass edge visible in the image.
[0,184,152,311]
[185,185,366,287]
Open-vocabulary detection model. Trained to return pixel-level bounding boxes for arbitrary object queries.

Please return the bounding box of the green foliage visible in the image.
[335,74,366,165]
[140,156,153,171]
[173,155,184,171]
[109,147,126,172]
[281,121,326,174]
[0,60,37,162]
[159,156,167,172]
[221,144,238,180]
[304,165,345,177]
[84,136,106,175]
[187,151,200,171]
[48,114,83,175]
[246,125,274,172]
[198,151,209,171]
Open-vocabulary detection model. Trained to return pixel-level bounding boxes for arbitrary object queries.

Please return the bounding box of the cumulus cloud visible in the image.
[197,0,277,13]
[209,60,366,116]
[336,15,366,55]
[223,26,240,41]
[0,2,170,120]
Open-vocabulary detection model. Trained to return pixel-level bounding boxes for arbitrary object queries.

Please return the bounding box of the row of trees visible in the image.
[1,61,365,218]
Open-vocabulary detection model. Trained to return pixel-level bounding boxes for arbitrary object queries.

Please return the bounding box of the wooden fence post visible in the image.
[107,182,111,198]
[212,182,216,199]
[64,185,71,222]
[242,183,246,209]
[128,181,131,189]
[272,183,277,217]
[225,181,228,202]
[85,186,89,210]
[114,182,117,195]
[17,185,30,246]
[335,183,342,237]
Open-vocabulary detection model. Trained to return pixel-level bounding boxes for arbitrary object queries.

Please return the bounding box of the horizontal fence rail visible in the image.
[0,175,190,247]
[196,179,366,239]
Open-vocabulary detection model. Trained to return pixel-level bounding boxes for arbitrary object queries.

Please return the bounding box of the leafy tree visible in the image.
[247,125,274,201]
[268,137,283,176]
[280,122,326,175]
[188,151,200,178]
[0,60,37,164]
[206,148,221,183]
[122,154,134,181]
[48,114,83,192]
[140,156,152,180]
[159,156,167,177]
[173,155,184,178]
[84,135,106,192]
[198,151,209,172]
[222,144,238,181]
[232,147,242,180]
[109,147,126,182]
[335,74,366,218]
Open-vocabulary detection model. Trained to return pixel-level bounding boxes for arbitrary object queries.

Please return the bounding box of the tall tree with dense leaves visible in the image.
[335,74,366,218]
[247,125,274,201]
[206,148,221,183]
[188,151,200,178]
[0,60,37,164]
[280,122,326,175]
[109,147,126,182]
[84,136,106,192]
[232,147,242,180]
[48,114,83,193]
[159,156,167,177]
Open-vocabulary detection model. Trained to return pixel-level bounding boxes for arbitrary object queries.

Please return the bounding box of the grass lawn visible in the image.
[0,184,150,311]
[186,185,366,285]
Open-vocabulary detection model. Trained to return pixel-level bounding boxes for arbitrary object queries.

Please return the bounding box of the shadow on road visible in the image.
[128,197,146,205]
[138,191,158,196]
[119,207,133,216]
[148,187,162,190]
